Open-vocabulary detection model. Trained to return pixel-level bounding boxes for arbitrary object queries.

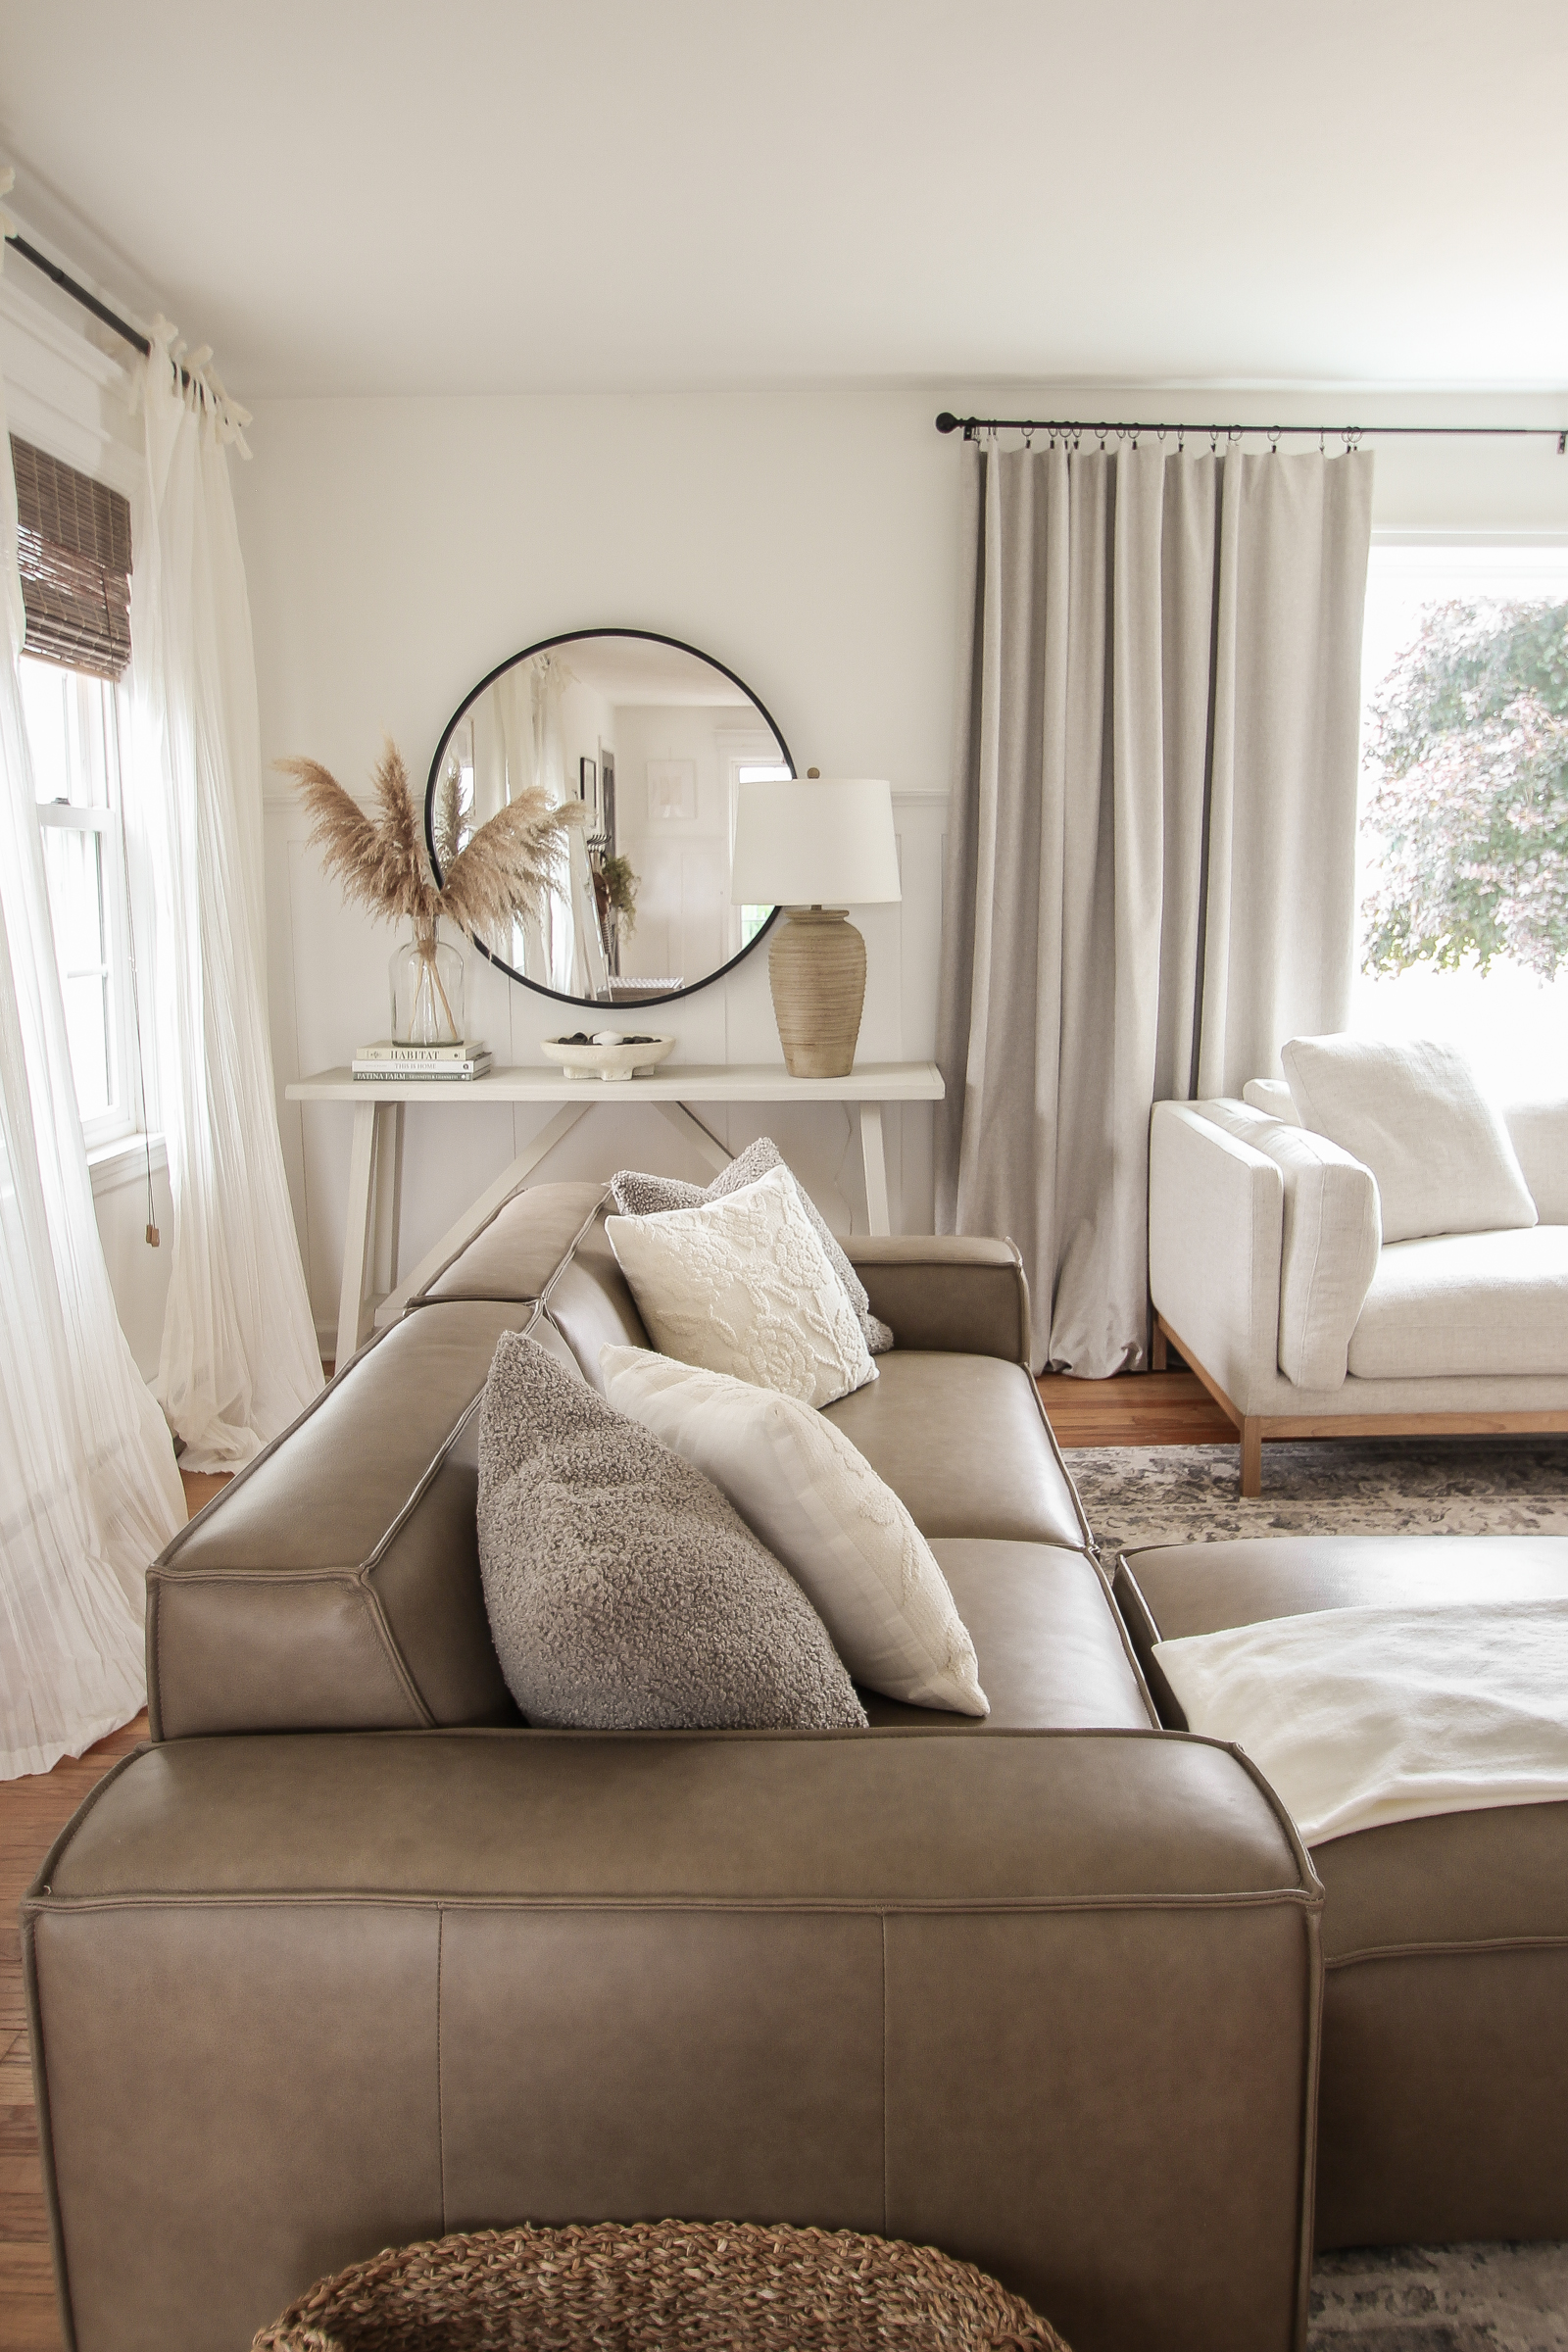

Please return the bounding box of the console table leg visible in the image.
[858,1102,890,1235]
[373,1102,591,1328]
[335,1101,379,1373]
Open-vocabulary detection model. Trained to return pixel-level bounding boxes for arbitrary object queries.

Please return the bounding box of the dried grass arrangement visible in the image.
[277,741,569,947]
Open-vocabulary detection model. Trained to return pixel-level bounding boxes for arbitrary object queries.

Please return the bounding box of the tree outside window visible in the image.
[1353,548,1568,1097]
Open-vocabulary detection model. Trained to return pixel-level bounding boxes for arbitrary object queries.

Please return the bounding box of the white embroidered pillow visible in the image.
[602,1345,987,1716]
[604,1163,876,1407]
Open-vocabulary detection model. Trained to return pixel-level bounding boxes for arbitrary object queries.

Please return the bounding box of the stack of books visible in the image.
[352,1041,493,1080]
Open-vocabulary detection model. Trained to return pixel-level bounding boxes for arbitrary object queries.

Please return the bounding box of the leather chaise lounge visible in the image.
[25,1184,1320,2352]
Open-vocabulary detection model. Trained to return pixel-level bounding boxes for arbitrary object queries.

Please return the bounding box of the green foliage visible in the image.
[597,852,639,930]
[1360,598,1568,982]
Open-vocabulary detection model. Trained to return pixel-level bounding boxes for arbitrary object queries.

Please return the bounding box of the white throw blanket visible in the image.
[1153,1600,1568,1846]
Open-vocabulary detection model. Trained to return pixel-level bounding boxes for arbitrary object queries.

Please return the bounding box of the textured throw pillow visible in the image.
[605,1164,877,1407]
[602,1345,989,1717]
[476,1332,866,1731]
[611,1136,895,1354]
[1282,1034,1538,1246]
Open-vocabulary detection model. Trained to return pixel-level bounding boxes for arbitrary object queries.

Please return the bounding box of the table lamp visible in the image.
[731,775,901,1077]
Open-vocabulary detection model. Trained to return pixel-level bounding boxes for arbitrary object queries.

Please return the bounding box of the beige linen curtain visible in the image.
[130,322,324,1467]
[936,439,1373,1376]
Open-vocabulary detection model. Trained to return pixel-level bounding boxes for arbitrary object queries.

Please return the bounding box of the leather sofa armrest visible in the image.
[843,1236,1031,1363]
[1148,1102,1284,1412]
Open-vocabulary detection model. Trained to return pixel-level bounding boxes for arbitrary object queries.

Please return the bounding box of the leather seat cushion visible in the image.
[1347,1225,1568,1379]
[1113,1532,1568,1952]
[861,1542,1153,1732]
[822,1352,1089,1551]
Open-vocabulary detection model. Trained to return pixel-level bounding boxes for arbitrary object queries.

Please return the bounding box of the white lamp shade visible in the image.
[731,778,902,906]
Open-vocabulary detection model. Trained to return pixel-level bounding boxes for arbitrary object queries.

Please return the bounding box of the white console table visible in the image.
[285,1060,945,1370]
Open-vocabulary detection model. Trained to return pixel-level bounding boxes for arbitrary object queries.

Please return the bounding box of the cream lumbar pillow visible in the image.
[1281,1034,1538,1246]
[602,1345,988,1716]
[604,1162,876,1408]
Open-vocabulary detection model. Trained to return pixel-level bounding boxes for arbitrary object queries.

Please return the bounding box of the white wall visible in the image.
[232,384,1568,1350]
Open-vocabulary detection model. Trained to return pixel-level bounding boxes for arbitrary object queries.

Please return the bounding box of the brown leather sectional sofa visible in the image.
[22,1182,1381,2352]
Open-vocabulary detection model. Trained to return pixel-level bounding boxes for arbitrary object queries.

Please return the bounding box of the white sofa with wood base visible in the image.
[1149,1088,1568,1495]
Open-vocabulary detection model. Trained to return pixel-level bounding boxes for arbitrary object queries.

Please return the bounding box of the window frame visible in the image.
[26,659,143,1152]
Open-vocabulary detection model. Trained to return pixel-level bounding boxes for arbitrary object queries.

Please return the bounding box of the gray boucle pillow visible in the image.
[610,1136,895,1353]
[476,1331,867,1732]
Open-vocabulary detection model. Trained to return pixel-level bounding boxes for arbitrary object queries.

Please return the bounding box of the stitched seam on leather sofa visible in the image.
[19,1914,79,2352]
[1024,1373,1096,1553]
[23,1890,1325,1917]
[436,1909,447,2233]
[1325,1933,1568,1968]
[879,1915,889,2235]
[530,1189,620,1318]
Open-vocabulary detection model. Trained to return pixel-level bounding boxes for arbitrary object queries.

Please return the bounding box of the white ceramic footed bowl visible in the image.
[539,1034,677,1082]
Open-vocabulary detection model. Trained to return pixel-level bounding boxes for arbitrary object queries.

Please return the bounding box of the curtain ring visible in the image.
[1227,425,1243,447]
[1319,429,1326,455]
[1267,426,1281,456]
[1023,425,1034,450]
[1096,427,1107,449]
[1176,426,1185,453]
[1209,428,1219,453]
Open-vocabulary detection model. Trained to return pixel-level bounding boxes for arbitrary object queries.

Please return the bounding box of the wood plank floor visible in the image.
[0,1381,1231,2345]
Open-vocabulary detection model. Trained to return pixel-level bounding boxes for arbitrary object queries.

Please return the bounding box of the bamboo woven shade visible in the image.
[11,435,132,680]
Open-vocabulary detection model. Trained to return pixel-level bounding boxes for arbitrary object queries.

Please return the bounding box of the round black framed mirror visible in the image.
[424,629,793,1008]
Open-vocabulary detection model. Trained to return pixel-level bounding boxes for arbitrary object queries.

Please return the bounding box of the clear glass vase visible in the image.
[389,918,466,1046]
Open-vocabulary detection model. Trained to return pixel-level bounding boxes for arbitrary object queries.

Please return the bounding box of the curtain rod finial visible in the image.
[935,412,961,434]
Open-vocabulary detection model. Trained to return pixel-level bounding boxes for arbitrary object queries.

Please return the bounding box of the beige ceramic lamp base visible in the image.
[767,906,866,1078]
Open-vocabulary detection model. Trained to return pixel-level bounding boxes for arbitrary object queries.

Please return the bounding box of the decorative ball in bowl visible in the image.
[539,1031,676,1082]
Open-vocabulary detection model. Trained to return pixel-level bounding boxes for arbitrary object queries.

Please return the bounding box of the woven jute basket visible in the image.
[252,2218,1071,2351]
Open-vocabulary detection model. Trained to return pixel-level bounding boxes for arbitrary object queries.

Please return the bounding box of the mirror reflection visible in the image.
[426,631,792,1007]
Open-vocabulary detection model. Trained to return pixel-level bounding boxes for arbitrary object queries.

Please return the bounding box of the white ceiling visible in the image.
[4,0,1566,399]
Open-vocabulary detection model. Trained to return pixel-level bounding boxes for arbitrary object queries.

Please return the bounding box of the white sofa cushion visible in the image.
[605,1163,876,1408]
[1196,1102,1380,1390]
[1242,1079,1300,1124]
[1281,1035,1538,1245]
[1505,1100,1568,1224]
[601,1345,988,1716]
[1348,1226,1568,1381]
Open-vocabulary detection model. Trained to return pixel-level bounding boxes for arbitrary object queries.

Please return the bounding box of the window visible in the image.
[1353,544,1568,1101]
[22,657,140,1147]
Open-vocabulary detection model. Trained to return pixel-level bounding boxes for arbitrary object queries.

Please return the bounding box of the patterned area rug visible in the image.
[1067,1436,1568,1564]
[1067,1437,1568,2348]
[1309,2242,1568,2349]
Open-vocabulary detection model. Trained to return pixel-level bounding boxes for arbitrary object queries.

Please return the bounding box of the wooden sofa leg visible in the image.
[1240,1420,1263,1498]
[1151,1319,1168,1372]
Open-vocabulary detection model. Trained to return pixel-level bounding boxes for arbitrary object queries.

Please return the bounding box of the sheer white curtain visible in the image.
[129,321,322,1469]
[0,356,185,1778]
[937,439,1374,1376]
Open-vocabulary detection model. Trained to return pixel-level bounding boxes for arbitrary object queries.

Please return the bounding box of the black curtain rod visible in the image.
[936,410,1568,455]
[5,231,152,358]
